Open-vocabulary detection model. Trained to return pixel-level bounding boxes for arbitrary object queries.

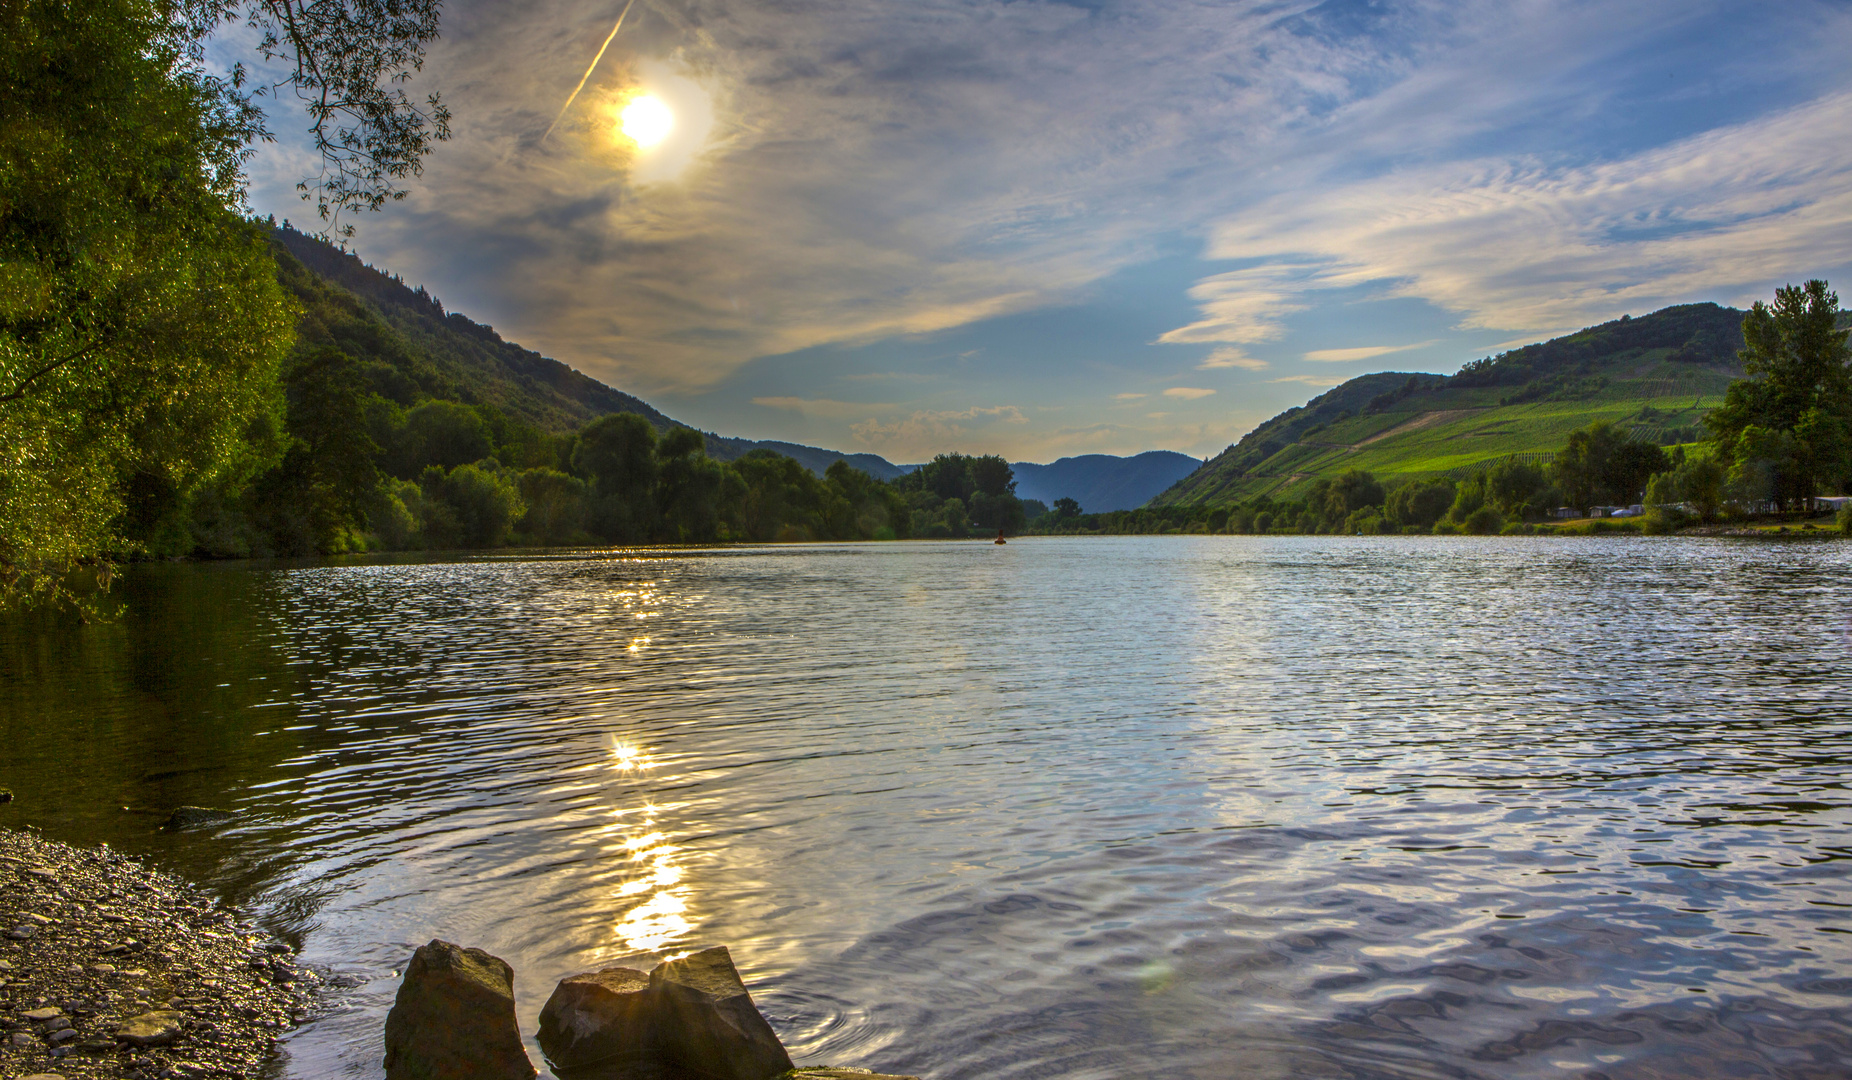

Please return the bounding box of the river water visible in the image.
[3,536,1851,1079]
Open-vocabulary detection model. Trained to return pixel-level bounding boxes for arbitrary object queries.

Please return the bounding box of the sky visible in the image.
[234,0,1852,464]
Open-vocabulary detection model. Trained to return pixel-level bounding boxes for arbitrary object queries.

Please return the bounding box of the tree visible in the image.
[656,427,725,542]
[423,463,523,548]
[1053,496,1082,519]
[574,413,659,541]
[517,469,589,544]
[390,400,492,476]
[1,0,451,604]
[1550,421,1664,510]
[1,0,296,602]
[1486,458,1551,519]
[1706,280,1852,509]
[1386,479,1454,530]
[1323,469,1384,524]
[969,454,1016,498]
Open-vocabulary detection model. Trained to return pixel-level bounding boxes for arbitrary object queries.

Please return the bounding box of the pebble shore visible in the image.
[1,828,310,1080]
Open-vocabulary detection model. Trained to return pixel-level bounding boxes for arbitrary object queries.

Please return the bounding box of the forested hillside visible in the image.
[1153,303,1747,506]
[275,227,671,433]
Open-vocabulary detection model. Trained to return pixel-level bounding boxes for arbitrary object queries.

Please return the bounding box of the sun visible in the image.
[620,95,673,150]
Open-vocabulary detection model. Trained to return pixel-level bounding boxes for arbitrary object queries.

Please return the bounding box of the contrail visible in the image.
[542,0,637,143]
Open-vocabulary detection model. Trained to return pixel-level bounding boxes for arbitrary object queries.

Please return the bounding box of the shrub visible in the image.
[1463,505,1504,535]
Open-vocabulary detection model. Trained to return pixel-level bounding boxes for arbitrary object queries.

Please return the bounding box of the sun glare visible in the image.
[620,95,674,150]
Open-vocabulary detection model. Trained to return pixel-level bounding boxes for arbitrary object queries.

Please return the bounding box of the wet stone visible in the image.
[383,939,535,1080]
[537,966,654,1074]
[2,828,309,1080]
[118,1011,184,1047]
[650,946,794,1080]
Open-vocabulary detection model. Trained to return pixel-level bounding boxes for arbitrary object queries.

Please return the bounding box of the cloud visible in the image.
[1302,341,1436,363]
[1270,374,1349,387]
[751,396,893,418]
[1163,387,1216,399]
[229,0,1852,463]
[246,0,1519,396]
[1113,392,1147,400]
[1197,347,1269,371]
[850,405,1027,457]
[1154,266,1316,346]
[1179,89,1852,342]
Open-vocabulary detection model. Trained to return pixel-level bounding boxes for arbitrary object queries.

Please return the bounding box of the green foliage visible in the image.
[0,0,296,603]
[517,469,589,545]
[421,464,523,548]
[1549,421,1667,510]
[392,401,491,477]
[1705,280,1852,510]
[1463,505,1505,535]
[1385,479,1455,530]
[1644,452,1725,524]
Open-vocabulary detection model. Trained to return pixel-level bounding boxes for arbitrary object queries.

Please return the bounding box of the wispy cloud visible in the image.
[1181,89,1852,343]
[233,0,1852,461]
[850,405,1027,458]
[1163,387,1216,399]
[1197,346,1269,371]
[1270,374,1349,387]
[1113,392,1147,400]
[1303,341,1436,363]
[752,396,894,418]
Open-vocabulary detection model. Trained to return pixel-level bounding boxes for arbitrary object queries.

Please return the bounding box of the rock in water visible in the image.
[162,806,238,830]
[537,966,658,1075]
[383,939,536,1080]
[775,1071,923,1080]
[650,946,793,1080]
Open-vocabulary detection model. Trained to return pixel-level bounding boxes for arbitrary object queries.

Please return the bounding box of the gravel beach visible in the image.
[1,828,310,1080]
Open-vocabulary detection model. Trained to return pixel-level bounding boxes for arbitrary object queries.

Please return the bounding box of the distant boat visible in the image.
[995,529,1007,545]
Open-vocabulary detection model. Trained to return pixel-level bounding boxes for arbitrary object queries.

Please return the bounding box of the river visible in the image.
[2,536,1850,1079]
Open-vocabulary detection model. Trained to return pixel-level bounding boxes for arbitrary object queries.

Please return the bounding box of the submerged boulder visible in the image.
[162,806,237,830]
[775,1071,922,1080]
[650,947,794,1080]
[537,966,659,1075]
[383,939,535,1080]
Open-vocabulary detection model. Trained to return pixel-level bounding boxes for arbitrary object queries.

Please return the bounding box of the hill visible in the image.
[276,226,922,476]
[1151,303,1748,506]
[1011,452,1202,512]
[275,226,674,433]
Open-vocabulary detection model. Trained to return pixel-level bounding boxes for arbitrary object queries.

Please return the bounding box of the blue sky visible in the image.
[239,0,1852,463]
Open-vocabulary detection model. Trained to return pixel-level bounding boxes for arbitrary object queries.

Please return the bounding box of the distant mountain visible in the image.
[700,436,908,479]
[1010,452,1202,512]
[1151,302,1748,507]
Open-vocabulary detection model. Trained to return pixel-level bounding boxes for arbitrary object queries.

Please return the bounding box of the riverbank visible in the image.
[0,828,309,1080]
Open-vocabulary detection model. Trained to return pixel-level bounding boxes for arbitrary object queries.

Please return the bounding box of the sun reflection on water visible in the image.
[600,742,693,953]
